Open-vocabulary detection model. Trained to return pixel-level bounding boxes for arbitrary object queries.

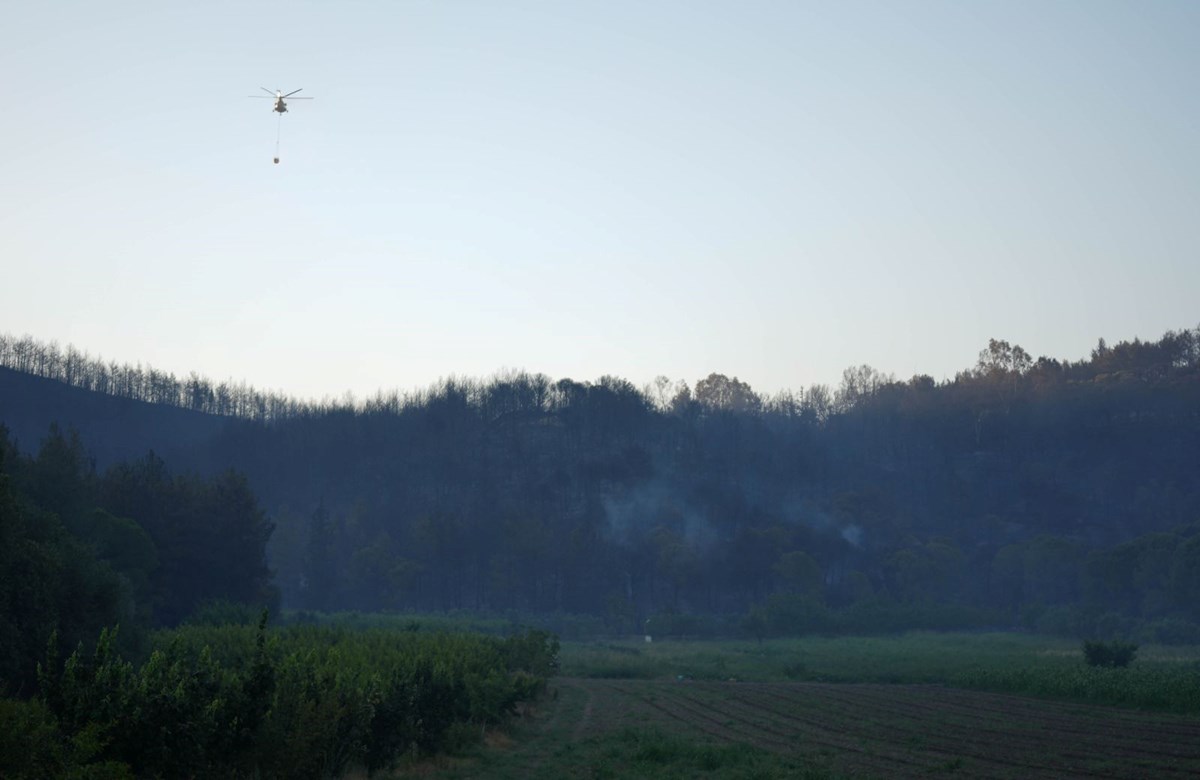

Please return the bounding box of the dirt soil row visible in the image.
[549,677,1200,779]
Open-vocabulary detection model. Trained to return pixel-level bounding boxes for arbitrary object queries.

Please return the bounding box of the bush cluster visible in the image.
[1,617,557,779]
[1082,639,1139,669]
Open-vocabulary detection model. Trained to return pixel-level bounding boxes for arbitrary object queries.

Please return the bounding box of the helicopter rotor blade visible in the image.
[259,87,277,96]
[284,88,304,97]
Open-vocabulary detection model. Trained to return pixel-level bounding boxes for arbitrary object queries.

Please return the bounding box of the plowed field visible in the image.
[449,678,1200,779]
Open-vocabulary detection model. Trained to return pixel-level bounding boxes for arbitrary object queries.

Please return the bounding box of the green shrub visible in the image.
[1083,639,1139,668]
[33,619,557,778]
[503,628,560,678]
[0,697,134,780]
[0,697,69,779]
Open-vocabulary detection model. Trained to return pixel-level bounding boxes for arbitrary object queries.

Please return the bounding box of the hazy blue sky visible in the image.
[3,1,1197,401]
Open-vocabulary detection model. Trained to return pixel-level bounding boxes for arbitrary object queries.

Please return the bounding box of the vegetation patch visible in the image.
[559,633,1200,714]
[2,617,557,779]
[1082,639,1139,668]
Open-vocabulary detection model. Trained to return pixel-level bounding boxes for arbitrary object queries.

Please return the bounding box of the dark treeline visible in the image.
[0,425,274,692]
[0,332,835,423]
[3,326,1200,641]
[0,333,315,421]
[0,420,557,778]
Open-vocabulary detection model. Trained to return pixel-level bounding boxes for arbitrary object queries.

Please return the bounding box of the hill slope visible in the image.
[0,365,230,467]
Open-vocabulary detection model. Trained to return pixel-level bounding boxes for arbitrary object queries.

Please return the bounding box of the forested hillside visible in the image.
[0,365,229,470]
[0,420,557,778]
[2,327,1199,639]
[0,426,274,692]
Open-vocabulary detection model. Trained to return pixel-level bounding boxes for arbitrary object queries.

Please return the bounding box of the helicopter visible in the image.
[250,88,314,163]
[249,87,314,114]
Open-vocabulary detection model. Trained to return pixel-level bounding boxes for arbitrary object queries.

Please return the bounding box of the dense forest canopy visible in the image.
[2,325,1199,641]
[0,425,274,692]
[0,417,553,779]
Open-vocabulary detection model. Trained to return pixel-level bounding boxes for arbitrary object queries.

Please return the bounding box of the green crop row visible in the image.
[952,661,1200,713]
[0,615,558,779]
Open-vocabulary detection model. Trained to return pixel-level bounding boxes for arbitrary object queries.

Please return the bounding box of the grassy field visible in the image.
[560,632,1200,712]
[407,632,1200,779]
